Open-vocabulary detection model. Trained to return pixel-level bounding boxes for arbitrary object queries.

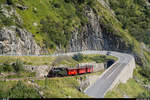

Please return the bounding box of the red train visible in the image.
[47,65,94,77]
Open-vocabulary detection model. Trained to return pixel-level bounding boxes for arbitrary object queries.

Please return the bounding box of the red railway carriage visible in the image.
[48,64,95,77]
[92,65,94,72]
[90,65,94,72]
[67,68,78,76]
[86,67,91,73]
[78,67,87,74]
[86,65,94,73]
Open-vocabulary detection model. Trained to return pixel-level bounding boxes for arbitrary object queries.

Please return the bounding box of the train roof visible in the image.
[67,67,79,70]
[67,65,93,69]
[77,65,93,68]
[53,65,93,70]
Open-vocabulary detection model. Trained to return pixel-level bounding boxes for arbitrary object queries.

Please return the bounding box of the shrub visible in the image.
[72,53,83,61]
[64,0,70,3]
[3,65,14,72]
[0,14,14,26]
[7,81,40,98]
[0,5,3,13]
[7,0,14,5]
[27,72,36,77]
[139,65,150,80]
[87,0,95,7]
[13,59,24,73]
[137,91,150,98]
[0,65,3,73]
[40,16,68,49]
[53,3,61,8]
[0,89,7,98]
[2,61,14,72]
[0,0,7,4]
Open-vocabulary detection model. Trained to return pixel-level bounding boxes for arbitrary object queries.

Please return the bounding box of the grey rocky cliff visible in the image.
[69,6,105,52]
[0,26,41,55]
[24,65,50,77]
[69,6,129,52]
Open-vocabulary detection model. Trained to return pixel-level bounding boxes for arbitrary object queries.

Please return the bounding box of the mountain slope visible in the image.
[0,0,144,55]
[0,0,150,97]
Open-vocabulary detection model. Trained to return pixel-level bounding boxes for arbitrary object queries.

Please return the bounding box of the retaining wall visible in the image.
[24,65,50,77]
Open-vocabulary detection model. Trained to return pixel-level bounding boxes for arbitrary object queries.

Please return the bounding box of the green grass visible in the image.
[105,78,147,98]
[4,71,36,79]
[0,80,18,98]
[0,54,117,66]
[34,77,89,98]
[0,56,56,66]
[0,80,40,98]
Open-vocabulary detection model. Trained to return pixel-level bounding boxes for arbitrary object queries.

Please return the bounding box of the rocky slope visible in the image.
[69,5,128,52]
[0,26,41,55]
[0,4,42,55]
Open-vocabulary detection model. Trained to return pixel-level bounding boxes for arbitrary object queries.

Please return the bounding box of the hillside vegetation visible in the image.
[0,0,150,98]
[108,0,150,46]
[0,0,146,55]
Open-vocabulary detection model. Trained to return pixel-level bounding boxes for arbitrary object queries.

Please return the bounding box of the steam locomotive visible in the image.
[47,65,94,77]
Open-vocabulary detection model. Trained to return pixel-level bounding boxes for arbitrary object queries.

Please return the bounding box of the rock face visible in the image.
[79,74,102,92]
[0,4,42,55]
[1,4,23,24]
[69,6,129,52]
[69,6,105,52]
[0,26,41,55]
[24,65,50,77]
